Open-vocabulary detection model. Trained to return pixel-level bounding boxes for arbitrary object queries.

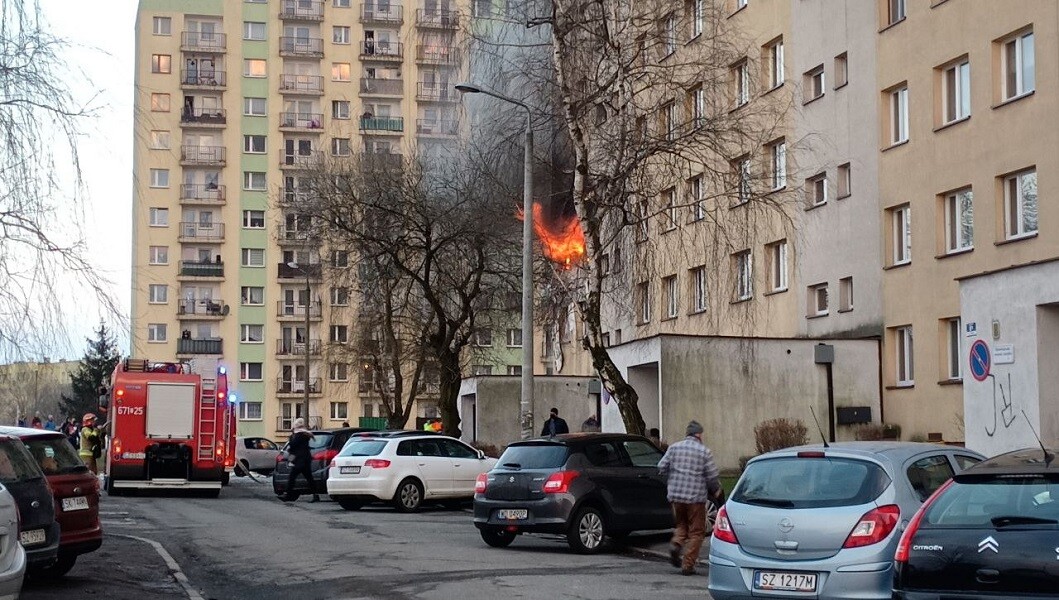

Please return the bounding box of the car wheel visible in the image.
[393,478,424,512]
[706,499,720,532]
[480,527,517,548]
[337,498,364,511]
[568,506,607,554]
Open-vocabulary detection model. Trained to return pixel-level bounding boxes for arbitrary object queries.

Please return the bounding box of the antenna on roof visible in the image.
[809,405,830,448]
[1021,410,1053,466]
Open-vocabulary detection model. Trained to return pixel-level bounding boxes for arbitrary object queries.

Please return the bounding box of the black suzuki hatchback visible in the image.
[0,435,59,571]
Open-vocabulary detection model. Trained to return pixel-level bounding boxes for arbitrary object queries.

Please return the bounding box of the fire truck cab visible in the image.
[102,358,236,496]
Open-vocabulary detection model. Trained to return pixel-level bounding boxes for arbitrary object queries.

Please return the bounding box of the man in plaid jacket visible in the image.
[658,420,722,575]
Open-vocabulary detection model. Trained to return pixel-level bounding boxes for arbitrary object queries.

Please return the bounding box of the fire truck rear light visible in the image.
[111,438,122,458]
[216,441,225,457]
[115,389,125,398]
[364,459,390,469]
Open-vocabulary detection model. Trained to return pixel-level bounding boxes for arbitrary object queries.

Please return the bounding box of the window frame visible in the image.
[662,274,678,319]
[769,139,786,190]
[333,26,351,45]
[149,207,169,227]
[1001,30,1035,101]
[244,171,266,191]
[807,172,827,207]
[808,283,829,317]
[330,402,348,420]
[895,325,914,386]
[152,16,172,36]
[241,248,265,267]
[945,317,963,381]
[839,276,853,312]
[151,54,171,74]
[637,281,651,324]
[149,168,170,188]
[690,266,707,313]
[943,188,974,253]
[243,97,267,116]
[148,245,169,265]
[241,286,264,306]
[331,62,352,82]
[243,21,266,41]
[942,60,971,124]
[147,323,168,343]
[244,59,267,78]
[767,240,788,292]
[891,204,911,265]
[765,38,784,90]
[689,175,705,221]
[890,85,909,145]
[734,60,750,107]
[238,402,263,421]
[329,363,349,382]
[1003,169,1038,240]
[734,250,753,301]
[806,65,825,101]
[240,362,264,381]
[148,284,168,304]
[242,210,266,229]
[240,324,264,344]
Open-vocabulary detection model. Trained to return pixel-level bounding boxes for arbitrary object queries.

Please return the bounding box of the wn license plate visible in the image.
[62,496,89,512]
[754,571,817,592]
[496,509,527,520]
[19,529,45,546]
[340,466,361,474]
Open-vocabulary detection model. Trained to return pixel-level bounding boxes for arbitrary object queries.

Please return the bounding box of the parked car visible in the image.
[473,433,672,554]
[708,442,985,600]
[235,437,280,476]
[0,482,25,598]
[0,427,101,577]
[0,434,60,574]
[328,433,497,512]
[272,427,376,499]
[893,446,1059,599]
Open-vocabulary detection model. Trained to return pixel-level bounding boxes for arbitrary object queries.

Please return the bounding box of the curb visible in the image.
[626,544,710,568]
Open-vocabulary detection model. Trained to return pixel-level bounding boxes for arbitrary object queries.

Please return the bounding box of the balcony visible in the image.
[279,187,311,206]
[279,37,324,58]
[280,74,324,95]
[179,222,226,243]
[179,184,226,205]
[179,260,224,278]
[177,337,223,355]
[181,31,227,52]
[360,152,404,170]
[361,3,403,24]
[180,145,226,166]
[180,107,227,127]
[180,70,226,89]
[178,298,228,318]
[416,82,457,102]
[277,262,322,279]
[279,151,324,170]
[279,112,325,131]
[359,77,403,96]
[416,119,458,136]
[276,339,322,356]
[415,9,459,29]
[415,45,459,65]
[280,0,324,21]
[276,301,323,319]
[360,116,404,132]
[360,40,403,61]
[279,226,315,245]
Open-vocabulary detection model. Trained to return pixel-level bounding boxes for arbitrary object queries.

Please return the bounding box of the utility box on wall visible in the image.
[836,406,872,425]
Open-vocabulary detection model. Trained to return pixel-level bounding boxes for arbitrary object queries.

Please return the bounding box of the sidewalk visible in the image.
[624,530,711,570]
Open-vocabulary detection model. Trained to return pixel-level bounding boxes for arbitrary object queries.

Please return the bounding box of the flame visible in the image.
[518,203,586,268]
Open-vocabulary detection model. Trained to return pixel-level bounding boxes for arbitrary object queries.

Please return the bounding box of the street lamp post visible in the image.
[287,261,312,428]
[455,82,535,439]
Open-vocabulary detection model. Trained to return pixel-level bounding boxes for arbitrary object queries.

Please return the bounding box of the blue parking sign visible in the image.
[969,339,990,382]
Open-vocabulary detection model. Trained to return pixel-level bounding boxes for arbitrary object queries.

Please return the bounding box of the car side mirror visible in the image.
[477,449,485,460]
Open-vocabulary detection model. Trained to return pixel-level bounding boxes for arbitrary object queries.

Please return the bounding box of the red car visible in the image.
[0,427,102,576]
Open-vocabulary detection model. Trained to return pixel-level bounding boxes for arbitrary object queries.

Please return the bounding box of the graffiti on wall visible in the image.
[984,373,1017,437]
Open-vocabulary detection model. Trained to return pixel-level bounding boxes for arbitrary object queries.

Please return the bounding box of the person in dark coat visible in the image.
[540,407,570,436]
[284,418,319,503]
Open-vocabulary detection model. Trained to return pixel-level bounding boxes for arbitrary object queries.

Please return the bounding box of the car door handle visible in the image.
[418,463,426,467]
[774,541,798,550]
[976,568,1000,584]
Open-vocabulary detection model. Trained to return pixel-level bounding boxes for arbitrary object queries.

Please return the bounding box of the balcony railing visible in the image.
[360,116,404,132]
[277,262,322,279]
[177,338,223,355]
[276,339,322,355]
[415,8,459,28]
[180,107,227,125]
[279,187,311,206]
[280,151,323,169]
[280,226,315,243]
[360,40,403,60]
[415,45,459,64]
[280,0,324,20]
[277,415,324,430]
[416,119,458,136]
[179,260,224,278]
[361,3,403,24]
[180,70,227,88]
[180,145,226,165]
[280,37,324,57]
[280,74,324,94]
[359,77,403,95]
[415,82,456,102]
[179,222,226,242]
[178,298,227,316]
[279,112,324,130]
[181,31,227,52]
[276,301,322,318]
[180,184,226,204]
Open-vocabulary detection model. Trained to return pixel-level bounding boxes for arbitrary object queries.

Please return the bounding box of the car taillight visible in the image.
[312,449,338,463]
[276,453,284,464]
[895,479,953,563]
[713,505,739,544]
[111,437,122,458]
[797,451,826,458]
[843,504,900,548]
[364,459,390,469]
[475,473,488,494]
[542,470,579,494]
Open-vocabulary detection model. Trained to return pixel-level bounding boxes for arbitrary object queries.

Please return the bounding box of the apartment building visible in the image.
[130,0,468,439]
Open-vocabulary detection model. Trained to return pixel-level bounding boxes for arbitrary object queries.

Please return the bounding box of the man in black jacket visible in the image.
[540,408,570,436]
[284,418,320,502]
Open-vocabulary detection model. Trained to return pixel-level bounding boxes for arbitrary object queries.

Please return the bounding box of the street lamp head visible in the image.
[454,82,482,94]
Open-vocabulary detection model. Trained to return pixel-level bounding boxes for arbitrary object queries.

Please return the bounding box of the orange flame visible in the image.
[517,203,586,269]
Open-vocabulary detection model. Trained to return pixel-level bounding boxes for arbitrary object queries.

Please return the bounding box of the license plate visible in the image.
[19,529,45,546]
[753,571,817,592]
[340,466,360,474]
[496,509,527,520]
[62,496,90,512]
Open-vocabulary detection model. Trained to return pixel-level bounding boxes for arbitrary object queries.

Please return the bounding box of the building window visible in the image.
[834,52,848,88]
[891,204,911,265]
[1001,30,1034,100]
[240,362,263,381]
[332,62,351,81]
[149,246,168,265]
[637,281,651,323]
[506,328,523,347]
[244,171,266,190]
[243,97,266,116]
[886,0,905,26]
[806,172,827,207]
[334,0,351,6]
[331,138,351,156]
[241,286,264,305]
[765,38,784,89]
[241,325,264,343]
[242,210,265,229]
[332,250,349,268]
[241,248,265,267]
[943,188,973,253]
[808,283,829,317]
[330,402,348,420]
[944,317,962,381]
[690,266,707,313]
[149,130,170,149]
[662,187,677,231]
[331,325,348,344]
[331,287,349,306]
[149,169,169,188]
[634,199,649,242]
[663,13,677,57]
[890,85,909,144]
[243,21,266,40]
[734,155,751,204]
[661,101,677,141]
[663,275,678,319]
[766,240,787,292]
[837,163,851,198]
[806,65,825,102]
[769,139,786,190]
[333,26,351,44]
[330,363,349,382]
[332,100,350,120]
[895,325,914,386]
[839,277,853,311]
[507,365,522,376]
[689,85,706,129]
[1003,169,1038,239]
[148,323,167,342]
[691,0,704,38]
[151,54,171,74]
[244,59,267,78]
[734,250,752,301]
[472,329,492,347]
[941,60,970,124]
[148,284,168,304]
[471,365,492,376]
[243,135,266,154]
[733,59,750,107]
[150,93,170,112]
[238,402,263,421]
[149,207,169,226]
[152,17,171,35]
[689,175,705,221]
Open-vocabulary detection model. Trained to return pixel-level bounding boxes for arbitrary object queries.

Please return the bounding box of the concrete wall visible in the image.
[457,376,599,448]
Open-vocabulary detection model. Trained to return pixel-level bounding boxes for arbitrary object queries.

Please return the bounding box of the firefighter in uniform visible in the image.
[79,413,101,474]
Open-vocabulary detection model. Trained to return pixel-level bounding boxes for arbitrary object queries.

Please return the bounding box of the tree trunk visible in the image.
[436,351,462,438]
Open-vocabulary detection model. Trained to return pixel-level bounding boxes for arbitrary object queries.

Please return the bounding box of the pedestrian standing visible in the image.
[540,408,570,436]
[284,418,319,503]
[44,415,56,431]
[78,413,101,474]
[657,420,722,576]
[64,417,80,449]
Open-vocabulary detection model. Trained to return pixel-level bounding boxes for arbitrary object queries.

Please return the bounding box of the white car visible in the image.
[327,433,497,512]
[234,437,280,476]
[0,484,25,600]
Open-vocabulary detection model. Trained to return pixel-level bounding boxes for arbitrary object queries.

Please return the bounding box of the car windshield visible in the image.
[0,440,44,482]
[338,440,387,457]
[23,437,86,475]
[496,444,569,469]
[732,456,891,509]
[924,475,1059,527]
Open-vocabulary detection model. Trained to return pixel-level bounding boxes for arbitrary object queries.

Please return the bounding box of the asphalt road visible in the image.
[22,476,714,600]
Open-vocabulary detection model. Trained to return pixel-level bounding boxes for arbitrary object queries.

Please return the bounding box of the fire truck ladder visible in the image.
[197,377,218,461]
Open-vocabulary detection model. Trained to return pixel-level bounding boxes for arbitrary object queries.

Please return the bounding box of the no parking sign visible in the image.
[969,339,990,382]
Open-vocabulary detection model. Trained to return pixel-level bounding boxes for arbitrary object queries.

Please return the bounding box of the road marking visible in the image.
[112,533,204,600]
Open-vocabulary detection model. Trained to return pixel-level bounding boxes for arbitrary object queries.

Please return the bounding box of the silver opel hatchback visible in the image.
[708,442,985,600]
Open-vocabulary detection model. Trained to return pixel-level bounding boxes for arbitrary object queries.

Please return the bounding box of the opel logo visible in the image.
[509,476,515,483]
[778,518,794,533]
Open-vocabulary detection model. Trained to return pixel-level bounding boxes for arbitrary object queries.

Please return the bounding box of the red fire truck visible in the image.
[102,358,236,496]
